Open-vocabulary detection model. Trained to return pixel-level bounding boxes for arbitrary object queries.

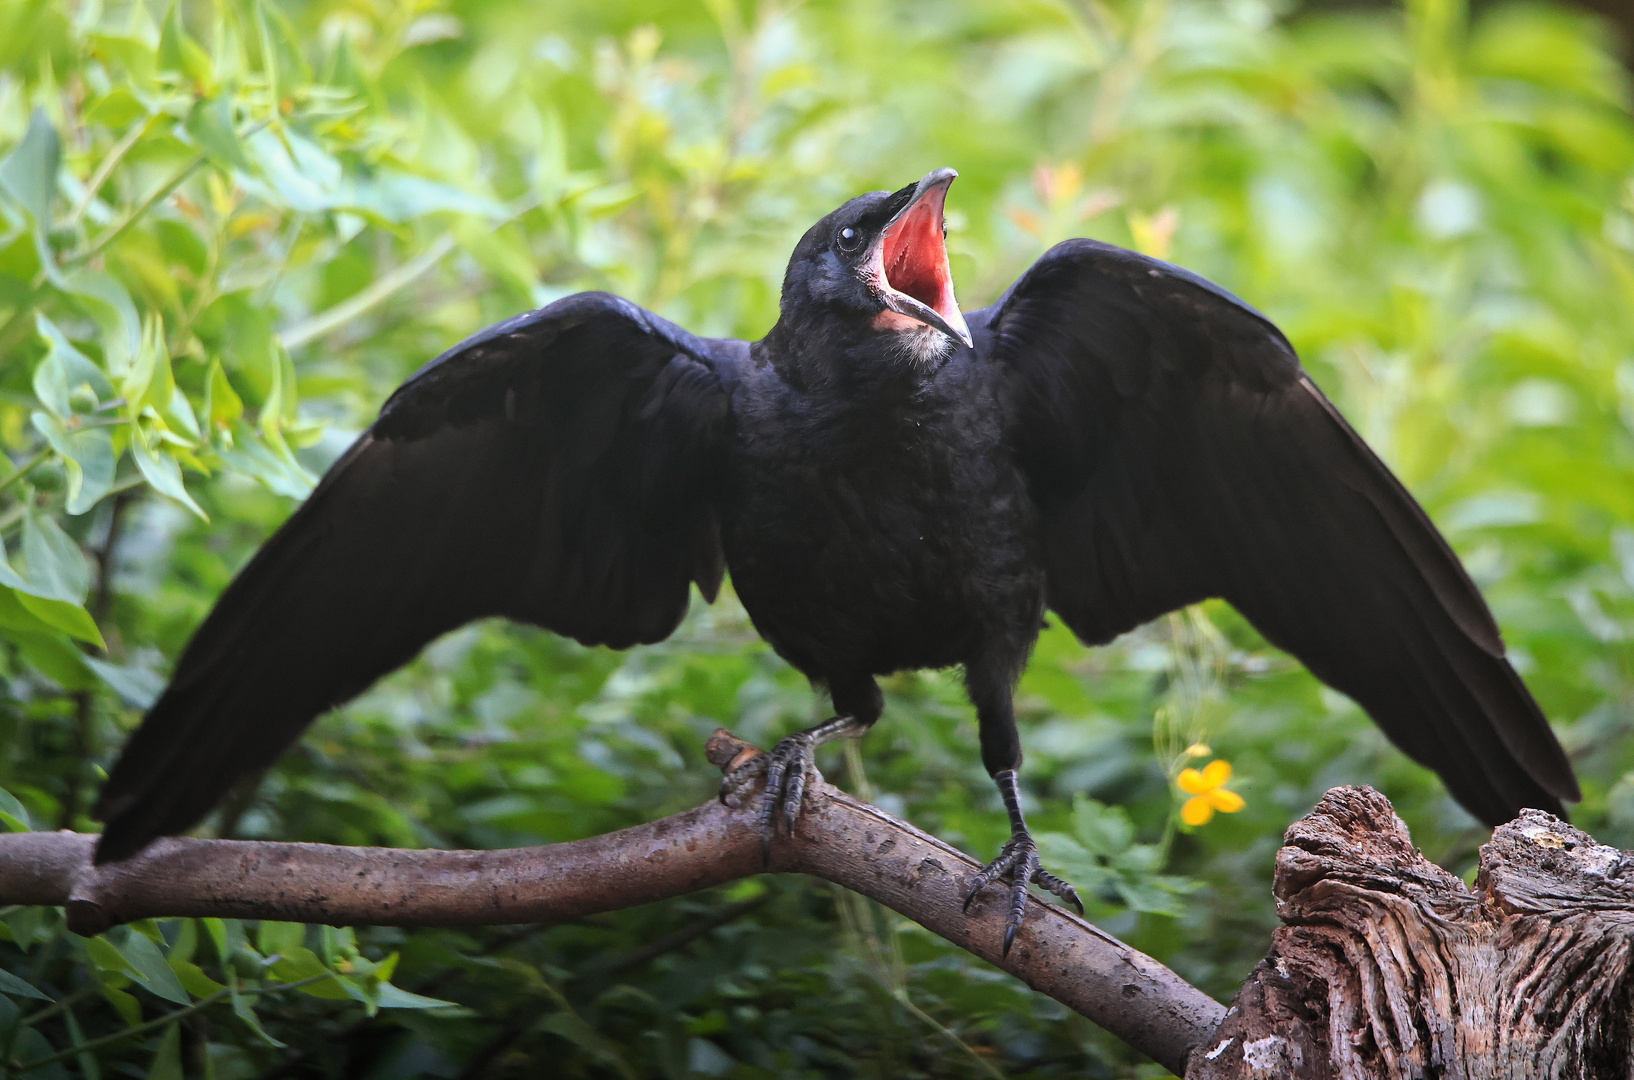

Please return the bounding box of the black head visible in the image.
[778,168,971,369]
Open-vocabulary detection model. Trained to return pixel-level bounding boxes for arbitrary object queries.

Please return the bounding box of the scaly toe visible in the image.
[965,834,1083,953]
[1003,847,1040,956]
[963,838,1023,912]
[1033,868,1083,915]
[718,754,767,809]
[746,733,820,859]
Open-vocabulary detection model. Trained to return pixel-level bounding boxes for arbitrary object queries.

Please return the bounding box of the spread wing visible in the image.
[973,239,1577,825]
[95,292,743,861]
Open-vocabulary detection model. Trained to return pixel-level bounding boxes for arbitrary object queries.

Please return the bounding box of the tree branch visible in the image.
[0,729,1222,1074]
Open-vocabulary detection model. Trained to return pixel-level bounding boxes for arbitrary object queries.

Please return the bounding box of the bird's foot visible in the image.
[963,831,1083,956]
[717,714,868,859]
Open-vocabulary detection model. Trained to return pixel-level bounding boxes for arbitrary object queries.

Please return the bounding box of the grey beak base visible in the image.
[882,291,974,348]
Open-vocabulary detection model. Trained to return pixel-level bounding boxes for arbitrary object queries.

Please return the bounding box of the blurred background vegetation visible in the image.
[0,0,1631,1075]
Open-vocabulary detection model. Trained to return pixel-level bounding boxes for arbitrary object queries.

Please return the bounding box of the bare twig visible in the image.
[0,729,1223,1074]
[277,234,457,349]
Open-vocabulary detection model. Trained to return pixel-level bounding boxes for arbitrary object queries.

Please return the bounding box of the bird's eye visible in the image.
[836,226,862,252]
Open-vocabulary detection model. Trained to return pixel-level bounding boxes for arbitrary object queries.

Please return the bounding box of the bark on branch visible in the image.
[0,729,1223,1075]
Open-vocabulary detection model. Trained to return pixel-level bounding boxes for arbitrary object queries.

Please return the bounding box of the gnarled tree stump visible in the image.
[1189,787,1634,1080]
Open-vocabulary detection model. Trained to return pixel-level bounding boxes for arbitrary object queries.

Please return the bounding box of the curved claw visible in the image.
[723,730,821,863]
[964,832,1081,956]
[718,752,767,810]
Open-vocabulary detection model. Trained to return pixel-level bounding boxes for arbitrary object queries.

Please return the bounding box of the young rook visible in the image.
[94,170,1579,955]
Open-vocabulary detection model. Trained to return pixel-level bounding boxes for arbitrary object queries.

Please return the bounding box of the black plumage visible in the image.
[94,169,1578,951]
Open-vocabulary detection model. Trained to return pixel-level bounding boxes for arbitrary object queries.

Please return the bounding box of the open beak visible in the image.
[868,168,972,348]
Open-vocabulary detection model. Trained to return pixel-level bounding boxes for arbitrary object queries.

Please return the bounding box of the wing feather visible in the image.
[95,293,742,861]
[979,239,1577,825]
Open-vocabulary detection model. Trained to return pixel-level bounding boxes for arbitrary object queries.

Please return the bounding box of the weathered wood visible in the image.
[1188,786,1634,1080]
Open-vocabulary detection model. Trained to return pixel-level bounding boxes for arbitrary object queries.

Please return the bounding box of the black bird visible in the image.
[95,168,1579,953]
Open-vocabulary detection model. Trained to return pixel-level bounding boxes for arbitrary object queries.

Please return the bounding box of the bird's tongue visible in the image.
[881,192,956,323]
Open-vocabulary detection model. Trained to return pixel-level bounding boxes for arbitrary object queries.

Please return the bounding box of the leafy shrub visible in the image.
[0,0,1630,1075]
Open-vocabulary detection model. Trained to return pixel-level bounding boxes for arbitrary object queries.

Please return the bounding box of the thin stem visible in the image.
[891,987,1007,1080]
[63,120,271,268]
[0,449,49,496]
[63,152,205,268]
[0,301,40,364]
[13,973,335,1073]
[842,737,874,804]
[255,212,305,306]
[277,194,542,349]
[19,984,98,1029]
[1155,806,1179,866]
[278,233,456,349]
[170,225,224,352]
[67,115,157,228]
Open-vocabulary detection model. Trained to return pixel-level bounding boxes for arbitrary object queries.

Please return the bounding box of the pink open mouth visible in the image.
[882,194,957,319]
[869,170,971,347]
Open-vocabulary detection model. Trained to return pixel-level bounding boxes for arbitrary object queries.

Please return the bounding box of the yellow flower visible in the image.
[1177,759,1244,826]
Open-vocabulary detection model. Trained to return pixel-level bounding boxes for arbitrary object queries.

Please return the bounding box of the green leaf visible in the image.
[0,784,32,832]
[5,906,50,951]
[61,1002,99,1080]
[167,919,197,965]
[317,925,357,967]
[254,921,304,959]
[157,1,212,88]
[0,108,60,224]
[201,918,229,966]
[62,271,142,377]
[19,512,90,604]
[220,419,313,498]
[1071,797,1134,858]
[131,427,206,520]
[31,412,115,515]
[238,127,502,221]
[164,385,201,441]
[0,966,50,1001]
[375,982,459,1010]
[185,97,251,172]
[1111,843,1164,874]
[111,928,190,1005]
[85,934,127,973]
[1113,876,1194,917]
[205,360,243,429]
[33,315,112,419]
[253,0,311,94]
[10,1026,67,1080]
[268,946,350,1000]
[537,1011,635,1074]
[1033,832,1112,897]
[99,985,140,1027]
[169,958,225,999]
[84,87,148,129]
[118,313,161,415]
[84,655,164,708]
[16,593,104,648]
[229,974,285,1048]
[145,1022,182,1080]
[14,630,95,690]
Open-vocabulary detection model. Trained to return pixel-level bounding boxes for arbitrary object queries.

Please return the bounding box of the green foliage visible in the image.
[0,0,1630,1075]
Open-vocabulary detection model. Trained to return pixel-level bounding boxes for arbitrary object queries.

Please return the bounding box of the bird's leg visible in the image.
[719,677,882,857]
[963,661,1082,956]
[962,770,1083,955]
